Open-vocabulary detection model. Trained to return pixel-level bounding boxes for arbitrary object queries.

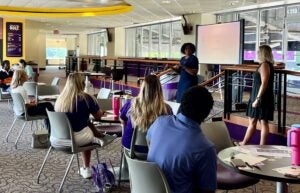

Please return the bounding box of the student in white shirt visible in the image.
[11,70,54,131]
[19,59,34,81]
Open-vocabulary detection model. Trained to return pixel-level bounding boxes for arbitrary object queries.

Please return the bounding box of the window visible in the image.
[142,26,150,57]
[170,21,182,58]
[150,24,159,57]
[87,32,108,56]
[46,48,67,59]
[125,20,182,58]
[260,8,285,61]
[239,11,258,61]
[125,28,136,57]
[161,23,171,58]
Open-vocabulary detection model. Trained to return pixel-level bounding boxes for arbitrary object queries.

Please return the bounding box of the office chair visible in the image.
[6,93,47,149]
[201,121,259,192]
[37,110,101,193]
[51,77,61,86]
[124,150,171,193]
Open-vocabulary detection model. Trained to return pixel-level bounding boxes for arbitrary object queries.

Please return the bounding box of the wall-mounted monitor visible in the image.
[196,20,244,65]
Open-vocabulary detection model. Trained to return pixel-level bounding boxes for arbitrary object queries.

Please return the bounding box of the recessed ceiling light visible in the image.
[161,0,171,4]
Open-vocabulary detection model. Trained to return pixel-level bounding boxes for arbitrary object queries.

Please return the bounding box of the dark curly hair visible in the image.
[180,43,196,54]
[178,86,214,124]
[19,59,27,67]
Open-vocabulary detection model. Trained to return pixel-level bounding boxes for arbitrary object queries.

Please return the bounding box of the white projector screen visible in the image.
[196,20,244,65]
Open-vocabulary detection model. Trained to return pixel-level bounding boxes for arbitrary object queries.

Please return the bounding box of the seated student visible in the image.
[54,73,116,179]
[120,75,172,153]
[147,86,217,193]
[19,59,34,81]
[10,70,54,131]
[0,60,13,92]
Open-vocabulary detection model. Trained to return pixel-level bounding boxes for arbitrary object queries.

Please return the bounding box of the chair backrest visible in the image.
[112,68,124,81]
[30,72,37,82]
[130,127,148,160]
[101,67,112,76]
[23,81,37,96]
[164,100,180,115]
[97,88,111,99]
[97,98,112,111]
[0,88,11,100]
[11,92,26,117]
[37,85,60,96]
[125,151,171,193]
[201,121,233,153]
[51,77,60,86]
[46,110,75,150]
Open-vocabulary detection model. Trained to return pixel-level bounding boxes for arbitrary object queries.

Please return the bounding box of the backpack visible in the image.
[92,163,116,193]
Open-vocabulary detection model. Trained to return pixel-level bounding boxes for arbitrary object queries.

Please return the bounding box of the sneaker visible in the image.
[79,167,92,179]
[92,137,105,146]
[233,141,242,146]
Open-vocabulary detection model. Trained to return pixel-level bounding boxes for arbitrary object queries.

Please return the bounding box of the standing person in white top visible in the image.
[10,70,54,131]
[19,59,34,81]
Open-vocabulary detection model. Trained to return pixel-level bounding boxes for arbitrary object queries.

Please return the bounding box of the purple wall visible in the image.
[225,122,287,146]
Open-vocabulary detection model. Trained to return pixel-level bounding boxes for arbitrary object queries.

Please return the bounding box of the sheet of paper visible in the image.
[38,95,59,100]
[248,146,291,158]
[273,166,300,176]
[223,153,267,165]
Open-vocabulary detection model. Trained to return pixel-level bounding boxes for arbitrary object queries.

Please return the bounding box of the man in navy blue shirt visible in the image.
[147,86,217,193]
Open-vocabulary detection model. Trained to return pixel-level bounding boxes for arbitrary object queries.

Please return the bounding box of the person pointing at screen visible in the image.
[168,42,199,103]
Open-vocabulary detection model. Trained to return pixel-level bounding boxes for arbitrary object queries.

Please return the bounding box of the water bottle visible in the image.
[84,76,93,94]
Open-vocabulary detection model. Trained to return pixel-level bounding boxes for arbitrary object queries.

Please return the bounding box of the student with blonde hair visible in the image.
[120,75,172,153]
[10,69,54,130]
[54,72,115,179]
[241,45,275,145]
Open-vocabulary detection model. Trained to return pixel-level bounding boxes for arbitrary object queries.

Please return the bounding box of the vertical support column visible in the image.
[224,70,229,119]
[277,72,282,133]
[282,72,287,133]
[124,61,128,84]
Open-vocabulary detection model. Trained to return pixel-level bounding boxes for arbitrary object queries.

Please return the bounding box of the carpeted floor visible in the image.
[0,66,299,193]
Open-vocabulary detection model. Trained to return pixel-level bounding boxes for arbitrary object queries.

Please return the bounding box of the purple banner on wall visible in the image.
[6,22,23,57]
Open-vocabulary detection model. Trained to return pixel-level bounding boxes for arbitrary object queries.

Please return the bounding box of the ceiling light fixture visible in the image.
[161,0,171,4]
[0,4,132,17]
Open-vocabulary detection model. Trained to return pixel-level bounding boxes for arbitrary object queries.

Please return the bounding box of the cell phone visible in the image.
[231,159,247,168]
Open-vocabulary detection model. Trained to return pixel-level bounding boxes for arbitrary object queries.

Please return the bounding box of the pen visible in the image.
[244,162,253,169]
[245,162,261,170]
[284,173,299,178]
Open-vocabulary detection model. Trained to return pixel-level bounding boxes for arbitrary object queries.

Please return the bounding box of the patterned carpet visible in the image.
[0,67,299,193]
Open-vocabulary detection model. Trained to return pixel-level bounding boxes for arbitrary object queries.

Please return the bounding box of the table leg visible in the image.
[276,182,288,193]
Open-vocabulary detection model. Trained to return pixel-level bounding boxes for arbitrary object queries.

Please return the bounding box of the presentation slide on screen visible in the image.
[197,21,242,65]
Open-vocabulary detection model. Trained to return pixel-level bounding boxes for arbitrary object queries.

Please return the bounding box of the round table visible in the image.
[218,145,300,193]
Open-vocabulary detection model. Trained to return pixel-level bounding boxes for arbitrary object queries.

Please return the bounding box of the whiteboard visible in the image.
[196,20,244,65]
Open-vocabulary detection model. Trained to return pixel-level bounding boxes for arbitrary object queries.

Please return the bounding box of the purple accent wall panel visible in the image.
[225,122,286,146]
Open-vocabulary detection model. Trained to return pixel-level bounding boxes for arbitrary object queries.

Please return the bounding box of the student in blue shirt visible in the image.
[147,86,217,193]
